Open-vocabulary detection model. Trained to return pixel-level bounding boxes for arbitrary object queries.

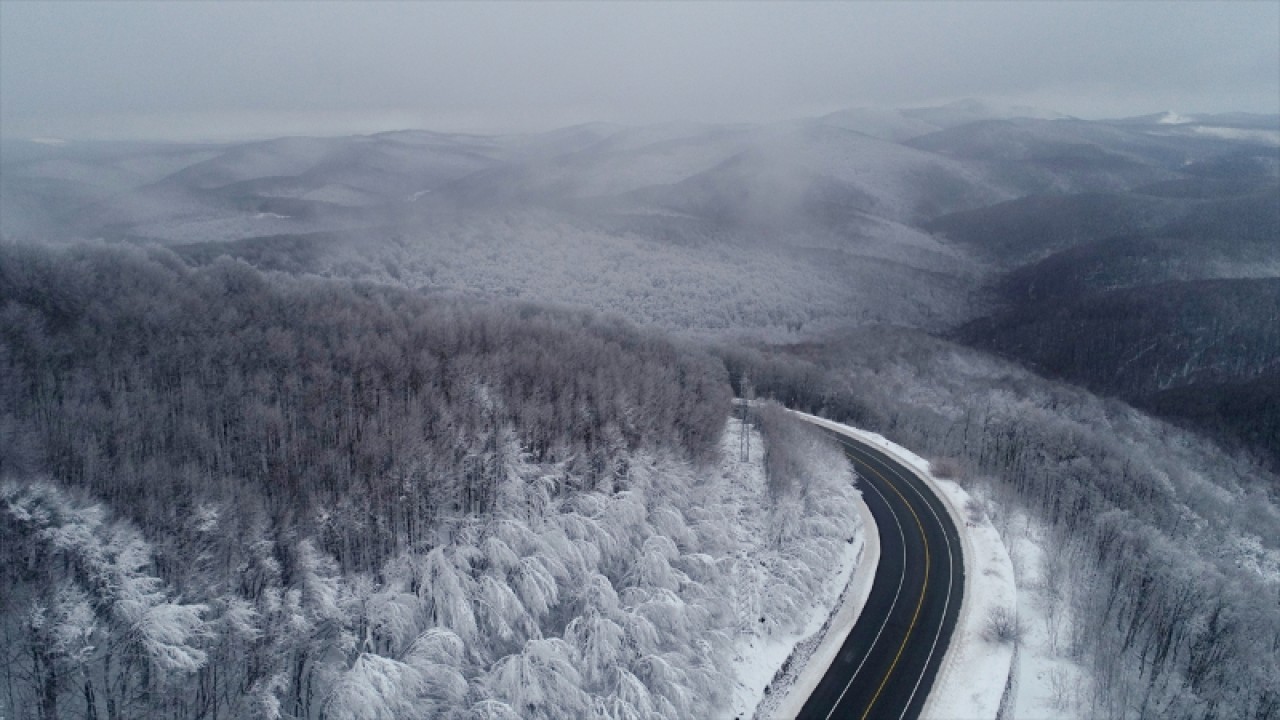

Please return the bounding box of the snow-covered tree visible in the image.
[484,638,590,719]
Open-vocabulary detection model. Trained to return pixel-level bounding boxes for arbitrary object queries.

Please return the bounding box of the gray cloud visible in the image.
[2,1,1277,141]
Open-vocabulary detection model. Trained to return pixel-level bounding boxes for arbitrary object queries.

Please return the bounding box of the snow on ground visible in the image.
[791,413,1017,720]
[1188,125,1280,145]
[717,418,870,720]
[767,484,880,719]
[1156,111,1193,125]
[993,508,1093,720]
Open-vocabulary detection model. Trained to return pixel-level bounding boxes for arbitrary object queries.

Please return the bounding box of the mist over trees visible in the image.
[2,103,1277,719]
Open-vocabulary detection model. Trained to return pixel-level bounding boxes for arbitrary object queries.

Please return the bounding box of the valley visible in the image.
[3,101,1278,719]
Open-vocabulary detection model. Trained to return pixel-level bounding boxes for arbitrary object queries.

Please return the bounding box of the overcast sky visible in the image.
[2,1,1277,141]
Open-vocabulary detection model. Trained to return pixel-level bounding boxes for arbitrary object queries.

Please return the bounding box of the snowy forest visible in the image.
[719,329,1280,718]
[0,244,860,719]
[2,77,1278,719]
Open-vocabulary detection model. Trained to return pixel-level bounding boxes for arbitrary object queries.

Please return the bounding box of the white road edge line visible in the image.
[792,412,973,720]
[795,411,1013,720]
[879,448,956,720]
[769,450,882,719]
[825,432,955,720]
[823,463,907,720]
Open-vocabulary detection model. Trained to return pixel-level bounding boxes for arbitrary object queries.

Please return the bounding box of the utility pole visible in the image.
[739,372,753,462]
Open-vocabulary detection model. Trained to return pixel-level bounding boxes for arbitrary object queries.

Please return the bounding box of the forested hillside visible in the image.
[0,244,726,553]
[718,328,1280,719]
[957,181,1280,467]
[0,244,860,719]
[2,103,1278,719]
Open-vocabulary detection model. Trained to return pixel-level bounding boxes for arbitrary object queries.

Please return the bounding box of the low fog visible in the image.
[3,4,1280,720]
[2,1,1278,141]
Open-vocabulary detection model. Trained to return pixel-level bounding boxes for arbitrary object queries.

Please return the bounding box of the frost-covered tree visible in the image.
[1,480,209,719]
[0,244,874,720]
[484,638,590,719]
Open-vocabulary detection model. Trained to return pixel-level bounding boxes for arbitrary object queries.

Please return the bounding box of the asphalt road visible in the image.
[796,429,965,720]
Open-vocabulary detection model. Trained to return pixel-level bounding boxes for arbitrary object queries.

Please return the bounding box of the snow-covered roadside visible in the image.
[791,413,1017,720]
[719,418,868,720]
[996,508,1092,719]
[765,491,880,719]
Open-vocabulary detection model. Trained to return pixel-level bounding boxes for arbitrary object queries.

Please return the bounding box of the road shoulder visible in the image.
[792,412,1016,720]
[766,472,881,719]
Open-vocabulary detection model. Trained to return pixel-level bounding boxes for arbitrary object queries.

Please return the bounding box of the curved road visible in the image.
[797,428,965,720]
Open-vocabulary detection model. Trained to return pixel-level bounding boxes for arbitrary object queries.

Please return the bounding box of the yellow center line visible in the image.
[855,454,931,720]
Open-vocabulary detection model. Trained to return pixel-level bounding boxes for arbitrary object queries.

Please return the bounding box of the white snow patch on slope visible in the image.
[1190,125,1280,145]
[791,413,1017,720]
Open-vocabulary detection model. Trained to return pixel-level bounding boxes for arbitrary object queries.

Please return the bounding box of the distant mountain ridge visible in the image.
[3,100,1279,719]
[3,101,1278,460]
